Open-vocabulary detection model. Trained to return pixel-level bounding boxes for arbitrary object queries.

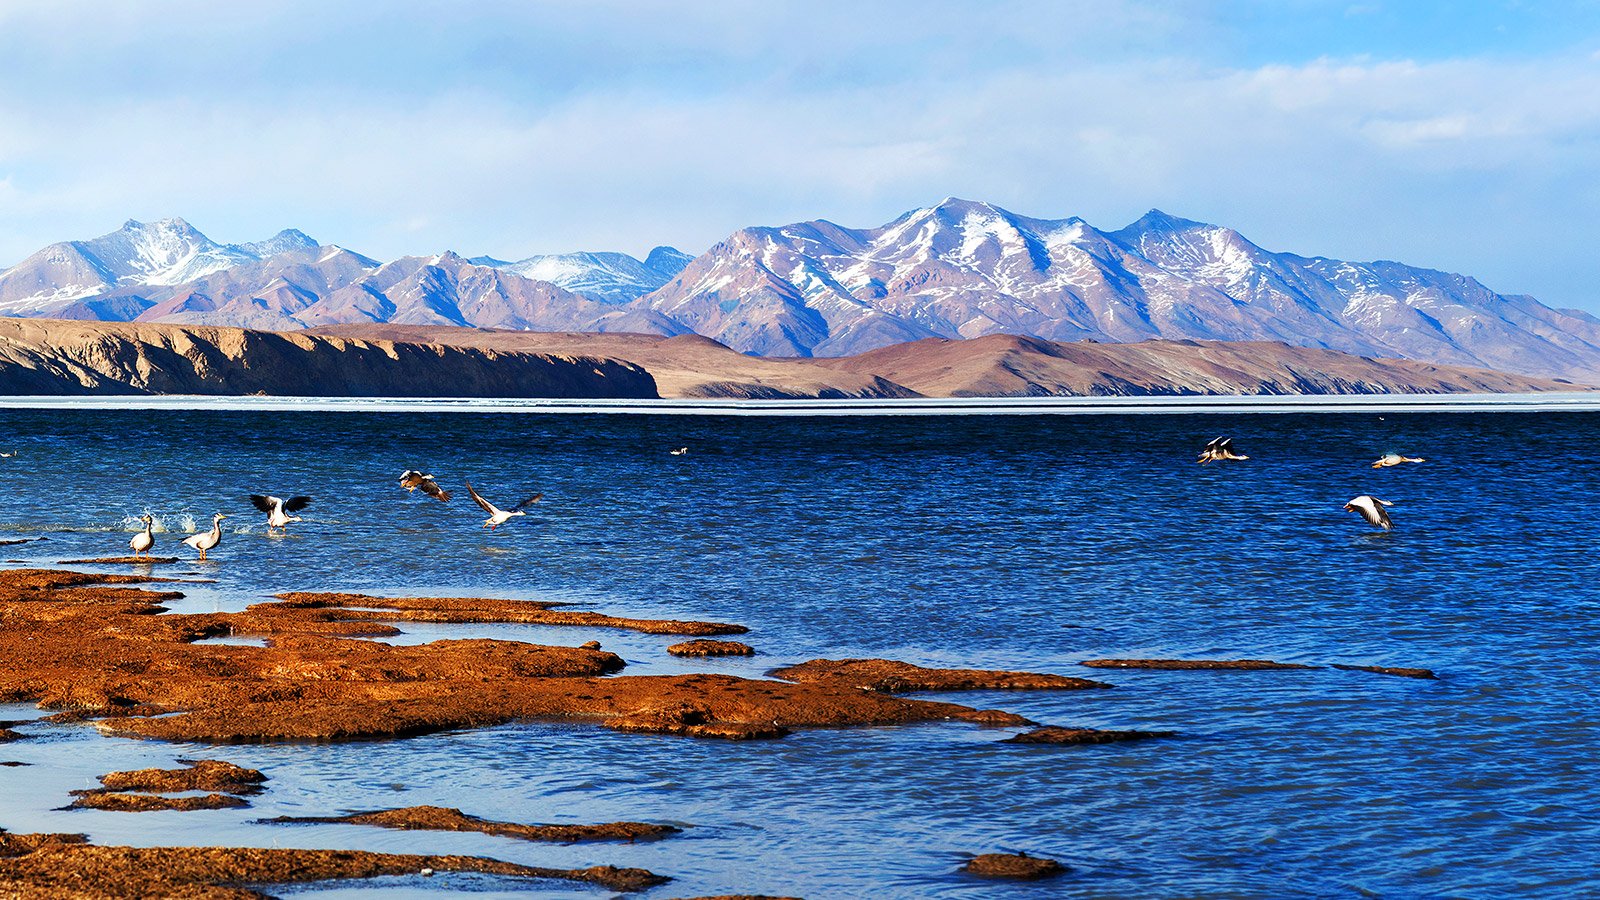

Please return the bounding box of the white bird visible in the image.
[1197,436,1249,464]
[129,514,154,559]
[669,447,688,456]
[465,481,542,530]
[1372,453,1426,468]
[0,451,16,458]
[399,470,451,502]
[1344,495,1395,531]
[182,513,228,560]
[250,494,312,533]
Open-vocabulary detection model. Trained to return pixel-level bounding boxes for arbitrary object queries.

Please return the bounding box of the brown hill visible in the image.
[816,334,1583,396]
[0,319,1579,399]
[0,319,655,398]
[303,324,915,399]
[306,324,1582,398]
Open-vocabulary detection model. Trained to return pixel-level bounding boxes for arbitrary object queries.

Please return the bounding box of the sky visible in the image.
[0,0,1597,308]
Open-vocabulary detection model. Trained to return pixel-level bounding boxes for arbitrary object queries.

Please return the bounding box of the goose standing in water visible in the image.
[183,513,228,560]
[466,481,542,529]
[1197,436,1249,464]
[1344,496,1395,531]
[129,514,154,559]
[399,470,451,502]
[1372,453,1426,468]
[250,494,312,533]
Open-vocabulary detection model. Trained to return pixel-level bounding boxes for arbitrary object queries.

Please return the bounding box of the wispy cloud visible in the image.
[0,2,1596,308]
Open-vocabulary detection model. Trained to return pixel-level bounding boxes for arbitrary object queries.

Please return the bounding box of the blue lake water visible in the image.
[0,403,1596,898]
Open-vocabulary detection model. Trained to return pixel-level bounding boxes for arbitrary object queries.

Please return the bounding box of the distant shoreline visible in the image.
[3,393,1600,416]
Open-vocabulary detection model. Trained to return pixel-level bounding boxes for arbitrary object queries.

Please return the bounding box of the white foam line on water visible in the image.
[1,393,1599,416]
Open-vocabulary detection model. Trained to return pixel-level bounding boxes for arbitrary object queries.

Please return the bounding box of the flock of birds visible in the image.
[125,470,550,561]
[1199,435,1424,532]
[120,436,1414,560]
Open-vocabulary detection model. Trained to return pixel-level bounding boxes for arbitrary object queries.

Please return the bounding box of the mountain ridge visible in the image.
[2,203,1596,381]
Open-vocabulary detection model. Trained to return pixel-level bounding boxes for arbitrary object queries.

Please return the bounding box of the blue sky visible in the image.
[0,1,1597,309]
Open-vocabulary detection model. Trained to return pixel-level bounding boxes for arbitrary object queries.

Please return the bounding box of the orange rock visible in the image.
[0,831,669,894]
[263,805,678,843]
[667,640,755,657]
[961,851,1068,880]
[0,569,1032,744]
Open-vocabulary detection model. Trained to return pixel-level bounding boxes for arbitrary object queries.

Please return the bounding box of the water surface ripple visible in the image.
[0,408,1594,898]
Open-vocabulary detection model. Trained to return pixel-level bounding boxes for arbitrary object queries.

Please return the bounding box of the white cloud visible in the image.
[0,5,1596,308]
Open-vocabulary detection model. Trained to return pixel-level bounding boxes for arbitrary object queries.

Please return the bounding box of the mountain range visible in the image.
[1,201,1596,381]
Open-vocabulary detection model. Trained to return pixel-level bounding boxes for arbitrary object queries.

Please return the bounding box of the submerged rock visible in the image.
[1331,663,1437,679]
[263,805,678,843]
[770,658,1109,693]
[961,851,1068,880]
[58,557,181,565]
[1003,726,1174,745]
[1080,658,1317,671]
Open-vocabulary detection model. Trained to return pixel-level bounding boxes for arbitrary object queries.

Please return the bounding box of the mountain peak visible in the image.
[1123,209,1214,234]
[238,228,319,258]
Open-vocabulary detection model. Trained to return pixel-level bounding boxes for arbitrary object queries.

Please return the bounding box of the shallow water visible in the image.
[1,406,1596,898]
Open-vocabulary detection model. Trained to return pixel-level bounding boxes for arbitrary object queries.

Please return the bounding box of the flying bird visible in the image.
[1372,454,1426,468]
[250,494,312,532]
[669,447,689,456]
[1343,495,1395,531]
[399,470,451,502]
[466,480,542,529]
[1197,436,1249,464]
[0,451,16,458]
[129,514,154,559]
[182,513,228,560]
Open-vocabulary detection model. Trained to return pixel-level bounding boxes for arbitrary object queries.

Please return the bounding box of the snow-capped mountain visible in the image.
[471,246,692,304]
[636,198,1600,379]
[0,219,318,314]
[3,203,1599,382]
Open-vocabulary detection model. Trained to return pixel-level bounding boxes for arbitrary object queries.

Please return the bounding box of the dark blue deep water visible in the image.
[1,406,1596,898]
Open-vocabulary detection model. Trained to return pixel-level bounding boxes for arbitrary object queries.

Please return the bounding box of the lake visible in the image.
[0,400,1594,898]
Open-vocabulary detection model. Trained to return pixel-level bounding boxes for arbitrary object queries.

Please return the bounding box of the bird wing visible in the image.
[465,481,498,515]
[1203,436,1223,451]
[420,479,450,502]
[249,494,280,513]
[1373,504,1393,530]
[512,492,544,511]
[284,496,313,513]
[1349,496,1393,529]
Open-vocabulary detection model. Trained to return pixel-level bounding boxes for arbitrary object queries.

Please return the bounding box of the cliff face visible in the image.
[0,319,657,398]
